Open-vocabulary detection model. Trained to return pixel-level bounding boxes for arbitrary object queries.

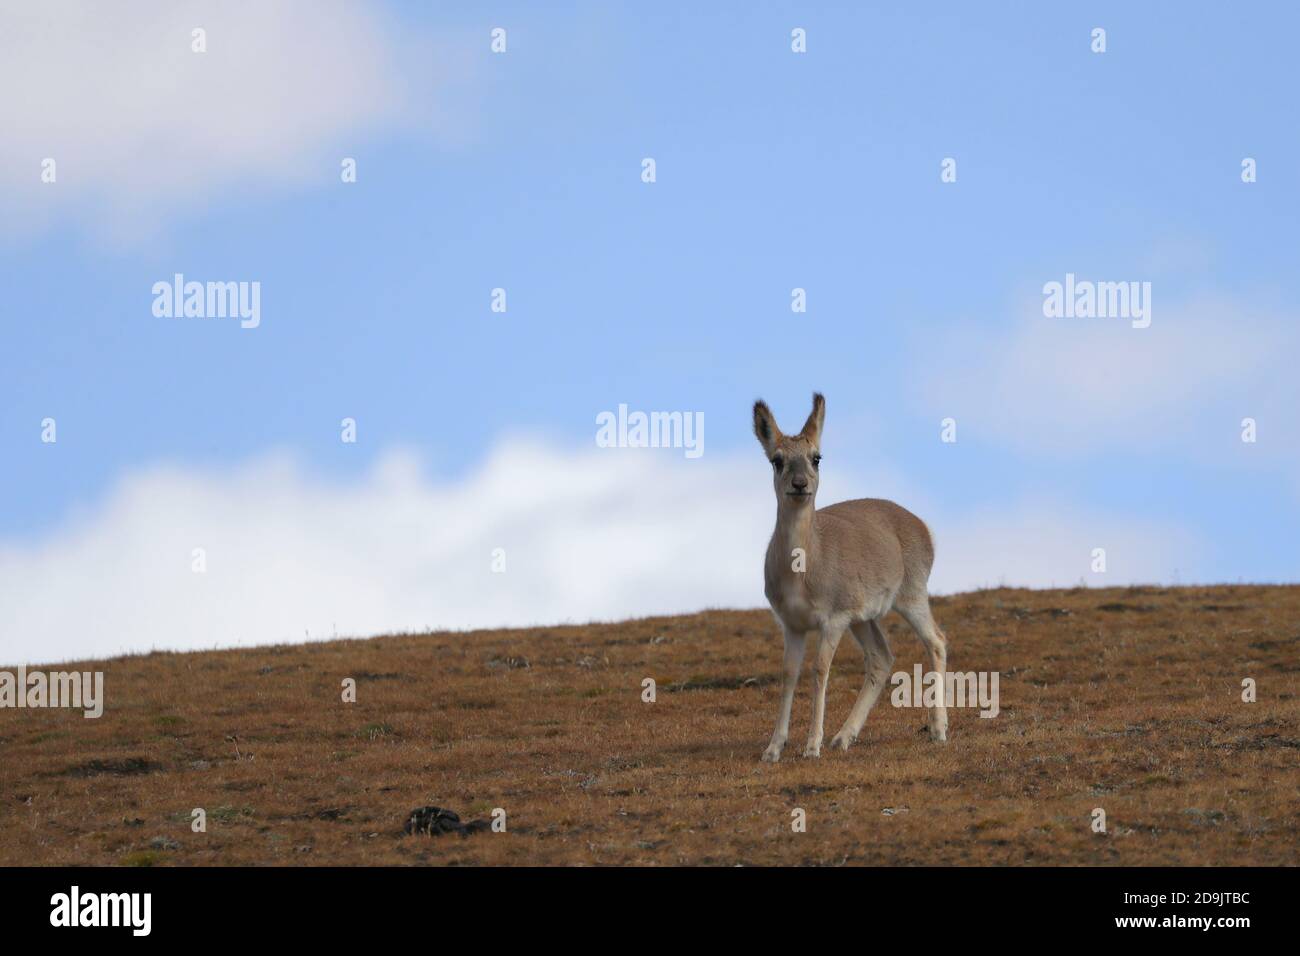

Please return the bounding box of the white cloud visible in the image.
[0,0,452,241]
[918,292,1298,458]
[0,439,1201,666]
[928,501,1200,593]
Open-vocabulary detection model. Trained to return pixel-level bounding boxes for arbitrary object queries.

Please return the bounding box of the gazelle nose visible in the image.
[792,475,808,489]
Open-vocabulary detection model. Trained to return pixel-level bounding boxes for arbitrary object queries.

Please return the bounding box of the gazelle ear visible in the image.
[753,400,782,457]
[799,392,825,444]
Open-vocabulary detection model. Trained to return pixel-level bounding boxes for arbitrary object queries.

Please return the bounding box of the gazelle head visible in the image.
[753,392,825,507]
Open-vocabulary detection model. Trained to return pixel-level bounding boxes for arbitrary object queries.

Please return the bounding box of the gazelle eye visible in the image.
[772,456,784,471]
[812,454,821,469]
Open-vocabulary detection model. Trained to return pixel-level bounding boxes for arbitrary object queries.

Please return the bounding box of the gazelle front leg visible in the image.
[804,620,846,758]
[762,626,806,763]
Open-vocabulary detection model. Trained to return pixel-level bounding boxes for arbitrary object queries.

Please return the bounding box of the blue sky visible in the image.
[1,1,1296,662]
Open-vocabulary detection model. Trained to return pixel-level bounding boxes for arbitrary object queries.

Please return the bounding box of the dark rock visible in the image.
[403,805,490,837]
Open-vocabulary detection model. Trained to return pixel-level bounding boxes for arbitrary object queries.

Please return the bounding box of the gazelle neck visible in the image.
[773,497,817,560]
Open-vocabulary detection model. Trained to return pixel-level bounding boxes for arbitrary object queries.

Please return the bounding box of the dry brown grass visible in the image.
[2,584,1297,866]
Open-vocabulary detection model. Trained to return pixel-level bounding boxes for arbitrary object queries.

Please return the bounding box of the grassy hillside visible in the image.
[1,584,1297,866]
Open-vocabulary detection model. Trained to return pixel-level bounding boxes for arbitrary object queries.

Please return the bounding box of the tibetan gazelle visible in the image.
[753,392,949,761]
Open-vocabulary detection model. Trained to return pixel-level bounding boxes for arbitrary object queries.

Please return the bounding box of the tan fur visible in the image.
[753,393,949,761]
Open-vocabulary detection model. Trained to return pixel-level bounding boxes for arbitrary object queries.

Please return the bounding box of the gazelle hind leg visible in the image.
[829,619,894,751]
[896,594,948,742]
